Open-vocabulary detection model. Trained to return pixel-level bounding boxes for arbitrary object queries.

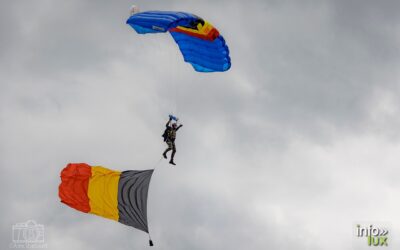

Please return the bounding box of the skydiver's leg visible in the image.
[162,149,169,159]
[169,143,176,165]
[163,141,172,159]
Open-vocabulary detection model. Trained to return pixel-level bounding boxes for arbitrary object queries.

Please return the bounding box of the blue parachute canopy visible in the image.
[126,11,231,73]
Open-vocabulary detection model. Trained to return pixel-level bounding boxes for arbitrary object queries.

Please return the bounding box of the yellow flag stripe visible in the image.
[88,166,121,221]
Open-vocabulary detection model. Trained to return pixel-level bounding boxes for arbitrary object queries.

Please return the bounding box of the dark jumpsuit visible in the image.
[163,120,182,162]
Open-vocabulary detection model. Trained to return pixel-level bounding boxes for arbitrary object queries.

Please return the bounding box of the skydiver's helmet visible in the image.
[172,123,177,129]
[129,5,140,16]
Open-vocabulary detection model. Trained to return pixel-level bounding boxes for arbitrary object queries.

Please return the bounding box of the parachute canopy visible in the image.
[126,11,231,72]
[58,163,153,234]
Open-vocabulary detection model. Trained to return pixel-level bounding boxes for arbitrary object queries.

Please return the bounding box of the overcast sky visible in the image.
[1,0,400,249]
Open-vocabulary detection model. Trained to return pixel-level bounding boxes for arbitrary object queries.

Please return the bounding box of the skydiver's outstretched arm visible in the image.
[166,119,171,127]
[176,124,183,131]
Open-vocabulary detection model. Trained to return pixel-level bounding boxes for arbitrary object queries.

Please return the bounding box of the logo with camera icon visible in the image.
[10,220,47,248]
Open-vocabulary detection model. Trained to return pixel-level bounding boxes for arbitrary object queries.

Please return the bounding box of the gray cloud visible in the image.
[1,0,399,249]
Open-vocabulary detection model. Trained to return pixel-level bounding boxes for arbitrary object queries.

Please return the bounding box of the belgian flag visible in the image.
[58,163,153,237]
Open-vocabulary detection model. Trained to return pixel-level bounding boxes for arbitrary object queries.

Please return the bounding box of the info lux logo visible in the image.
[356,224,389,247]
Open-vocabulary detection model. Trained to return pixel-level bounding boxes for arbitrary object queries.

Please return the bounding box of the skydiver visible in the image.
[162,117,183,165]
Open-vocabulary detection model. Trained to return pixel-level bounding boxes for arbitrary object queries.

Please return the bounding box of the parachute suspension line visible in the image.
[174,44,180,116]
[174,50,178,116]
[168,40,178,116]
[151,157,163,170]
[164,33,180,118]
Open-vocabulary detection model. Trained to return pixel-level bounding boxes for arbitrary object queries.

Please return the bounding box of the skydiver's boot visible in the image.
[162,149,170,159]
[169,160,176,165]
